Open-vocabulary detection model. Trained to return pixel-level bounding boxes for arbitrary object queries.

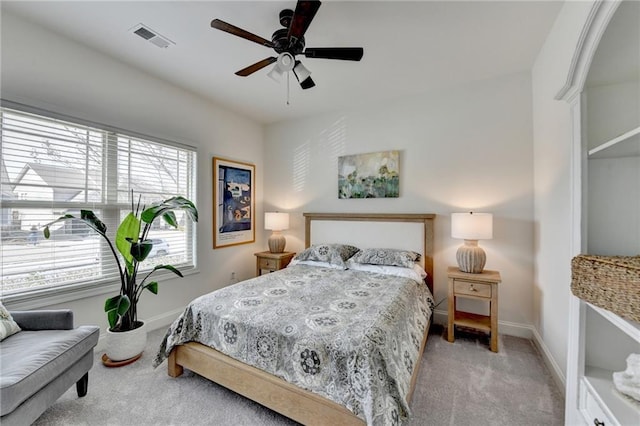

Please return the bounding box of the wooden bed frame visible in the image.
[168,213,435,425]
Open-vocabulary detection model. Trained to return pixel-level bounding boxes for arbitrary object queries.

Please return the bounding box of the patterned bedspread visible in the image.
[154,264,434,425]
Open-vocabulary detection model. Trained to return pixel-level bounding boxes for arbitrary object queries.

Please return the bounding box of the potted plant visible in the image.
[44,195,198,362]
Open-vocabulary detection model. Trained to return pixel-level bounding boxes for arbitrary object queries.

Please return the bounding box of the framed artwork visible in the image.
[338,150,400,199]
[213,157,255,248]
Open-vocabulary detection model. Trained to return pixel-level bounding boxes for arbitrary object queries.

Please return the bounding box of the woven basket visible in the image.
[571,255,640,323]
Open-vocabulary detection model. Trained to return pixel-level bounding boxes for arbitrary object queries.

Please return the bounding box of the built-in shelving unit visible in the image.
[580,303,640,425]
[589,304,640,342]
[566,1,640,424]
[588,125,640,159]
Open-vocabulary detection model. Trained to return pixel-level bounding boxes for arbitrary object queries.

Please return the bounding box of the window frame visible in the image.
[0,99,199,309]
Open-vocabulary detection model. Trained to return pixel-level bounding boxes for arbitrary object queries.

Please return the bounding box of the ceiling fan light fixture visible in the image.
[293,60,312,81]
[293,60,314,89]
[277,52,295,72]
[267,65,284,82]
[299,76,315,90]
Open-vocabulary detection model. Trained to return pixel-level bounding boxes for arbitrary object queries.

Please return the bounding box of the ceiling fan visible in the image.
[211,0,364,90]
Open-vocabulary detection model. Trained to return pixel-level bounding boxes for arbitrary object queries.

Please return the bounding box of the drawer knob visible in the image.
[470,284,477,292]
[593,418,605,426]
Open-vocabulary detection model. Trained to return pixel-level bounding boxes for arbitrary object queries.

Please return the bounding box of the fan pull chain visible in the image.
[286,71,290,106]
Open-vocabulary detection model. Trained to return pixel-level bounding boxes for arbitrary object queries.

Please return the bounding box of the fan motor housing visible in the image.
[279,9,293,27]
[272,9,305,55]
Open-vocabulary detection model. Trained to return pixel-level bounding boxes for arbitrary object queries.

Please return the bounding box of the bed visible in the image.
[156,213,435,425]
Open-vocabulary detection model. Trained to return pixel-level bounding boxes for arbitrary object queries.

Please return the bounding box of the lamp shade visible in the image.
[293,61,315,89]
[451,212,493,240]
[265,212,289,231]
[267,65,284,83]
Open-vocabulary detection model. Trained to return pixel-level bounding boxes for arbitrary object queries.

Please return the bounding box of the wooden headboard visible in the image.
[303,213,435,294]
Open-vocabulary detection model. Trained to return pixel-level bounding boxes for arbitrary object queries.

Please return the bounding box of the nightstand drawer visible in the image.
[255,251,296,276]
[454,280,492,298]
[259,258,277,269]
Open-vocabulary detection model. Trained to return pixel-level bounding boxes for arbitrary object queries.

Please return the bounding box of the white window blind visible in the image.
[0,102,197,298]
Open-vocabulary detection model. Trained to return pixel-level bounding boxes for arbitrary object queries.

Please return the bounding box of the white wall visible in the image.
[264,72,535,334]
[1,12,265,340]
[531,0,598,387]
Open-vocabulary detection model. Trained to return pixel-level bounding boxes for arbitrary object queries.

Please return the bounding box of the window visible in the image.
[0,102,197,299]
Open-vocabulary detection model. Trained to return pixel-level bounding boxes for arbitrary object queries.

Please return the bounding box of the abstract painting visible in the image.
[338,150,399,199]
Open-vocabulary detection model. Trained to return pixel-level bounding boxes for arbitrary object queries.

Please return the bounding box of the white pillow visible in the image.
[0,302,21,341]
[289,259,347,270]
[346,259,427,283]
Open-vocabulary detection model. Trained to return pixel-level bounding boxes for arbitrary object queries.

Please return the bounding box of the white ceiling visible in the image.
[2,1,563,124]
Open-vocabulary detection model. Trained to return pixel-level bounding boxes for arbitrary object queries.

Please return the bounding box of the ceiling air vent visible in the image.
[130,24,174,49]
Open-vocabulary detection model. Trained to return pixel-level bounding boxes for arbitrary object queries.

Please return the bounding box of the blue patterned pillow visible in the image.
[350,248,420,268]
[294,244,360,268]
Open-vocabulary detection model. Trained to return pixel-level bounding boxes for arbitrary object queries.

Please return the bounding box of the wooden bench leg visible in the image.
[76,372,89,397]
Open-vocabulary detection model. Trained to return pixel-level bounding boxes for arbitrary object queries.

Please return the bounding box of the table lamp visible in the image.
[265,212,290,253]
[451,212,493,273]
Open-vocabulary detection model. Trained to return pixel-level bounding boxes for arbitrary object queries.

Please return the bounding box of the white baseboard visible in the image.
[531,327,566,397]
[95,308,183,352]
[433,309,565,396]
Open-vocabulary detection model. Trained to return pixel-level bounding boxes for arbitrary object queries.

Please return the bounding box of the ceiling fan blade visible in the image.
[304,47,364,61]
[211,19,274,48]
[235,57,277,77]
[287,1,321,42]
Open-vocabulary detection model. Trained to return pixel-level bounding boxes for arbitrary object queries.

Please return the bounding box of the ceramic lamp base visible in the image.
[456,240,486,273]
[268,232,286,253]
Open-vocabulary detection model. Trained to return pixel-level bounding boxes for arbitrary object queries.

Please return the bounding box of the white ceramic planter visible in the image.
[105,321,147,362]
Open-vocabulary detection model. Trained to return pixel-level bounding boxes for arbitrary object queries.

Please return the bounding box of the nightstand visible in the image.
[447,266,501,352]
[254,251,296,276]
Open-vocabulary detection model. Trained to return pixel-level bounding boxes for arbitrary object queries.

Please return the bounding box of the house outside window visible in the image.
[0,102,197,301]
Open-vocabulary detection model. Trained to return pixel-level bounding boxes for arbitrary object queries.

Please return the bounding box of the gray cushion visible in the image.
[0,325,99,416]
[11,310,73,331]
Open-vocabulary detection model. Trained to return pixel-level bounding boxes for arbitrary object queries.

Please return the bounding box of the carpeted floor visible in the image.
[34,325,564,425]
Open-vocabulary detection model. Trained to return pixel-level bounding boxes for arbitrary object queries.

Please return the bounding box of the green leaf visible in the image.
[116,212,140,265]
[41,214,77,238]
[152,264,184,278]
[130,240,153,262]
[104,295,131,329]
[80,210,107,235]
[144,281,158,295]
[162,211,178,228]
[141,196,198,225]
[107,310,118,329]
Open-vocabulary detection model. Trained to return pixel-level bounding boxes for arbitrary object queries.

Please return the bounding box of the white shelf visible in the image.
[588,303,640,343]
[585,366,640,425]
[589,125,640,159]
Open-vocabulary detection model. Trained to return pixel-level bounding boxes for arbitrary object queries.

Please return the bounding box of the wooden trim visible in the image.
[168,212,436,425]
[303,212,436,294]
